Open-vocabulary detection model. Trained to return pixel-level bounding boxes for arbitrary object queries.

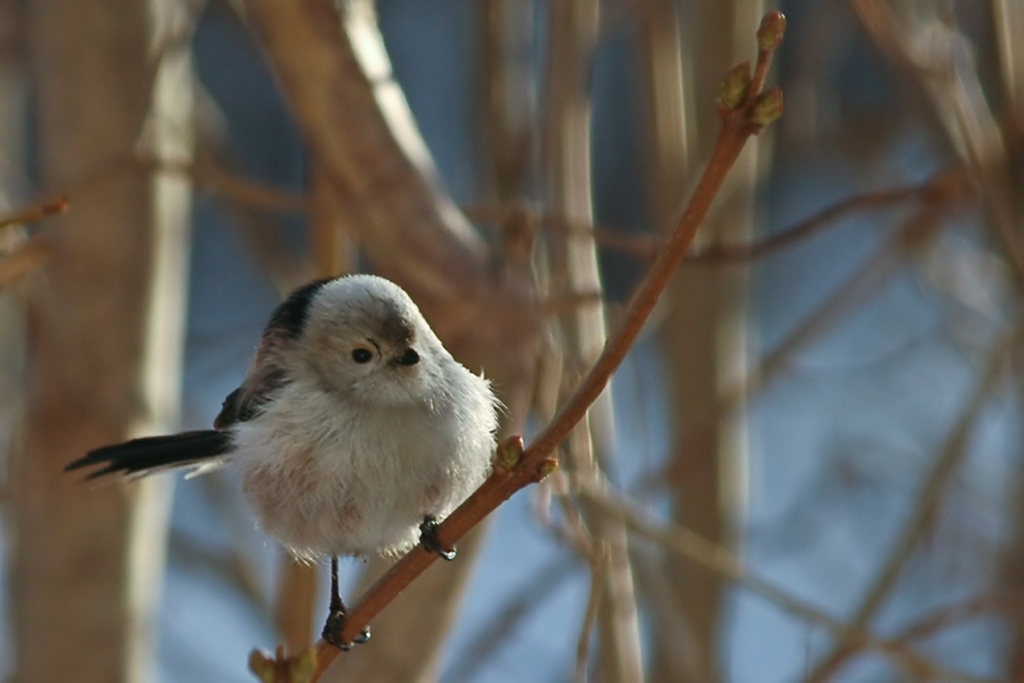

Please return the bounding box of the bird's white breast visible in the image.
[230,369,494,560]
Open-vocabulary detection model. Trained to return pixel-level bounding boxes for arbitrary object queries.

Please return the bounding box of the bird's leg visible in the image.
[419,514,456,560]
[321,555,370,650]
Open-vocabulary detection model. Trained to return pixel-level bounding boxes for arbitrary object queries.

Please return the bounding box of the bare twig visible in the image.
[43,151,307,216]
[138,155,310,214]
[0,198,69,286]
[0,196,68,231]
[541,0,642,674]
[892,595,998,646]
[464,169,968,266]
[688,169,967,263]
[574,546,609,683]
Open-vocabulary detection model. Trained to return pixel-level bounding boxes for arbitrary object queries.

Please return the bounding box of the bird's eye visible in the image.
[397,349,420,366]
[352,347,374,364]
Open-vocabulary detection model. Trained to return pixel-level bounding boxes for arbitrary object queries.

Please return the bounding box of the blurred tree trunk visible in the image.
[649,1,764,681]
[541,1,643,681]
[0,0,29,469]
[11,1,193,681]
[636,3,695,677]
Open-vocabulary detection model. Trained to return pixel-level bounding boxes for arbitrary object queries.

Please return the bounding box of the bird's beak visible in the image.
[392,348,420,366]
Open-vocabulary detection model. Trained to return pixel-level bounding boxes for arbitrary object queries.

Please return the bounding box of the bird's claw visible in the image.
[321,610,370,651]
[419,515,456,561]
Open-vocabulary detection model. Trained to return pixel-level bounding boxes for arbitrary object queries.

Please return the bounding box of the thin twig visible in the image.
[0,198,69,287]
[534,473,596,559]
[463,169,968,265]
[574,545,609,683]
[892,595,997,646]
[138,155,310,214]
[688,169,967,264]
[0,196,69,231]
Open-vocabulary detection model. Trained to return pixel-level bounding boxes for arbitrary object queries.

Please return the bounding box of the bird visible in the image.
[66,274,500,648]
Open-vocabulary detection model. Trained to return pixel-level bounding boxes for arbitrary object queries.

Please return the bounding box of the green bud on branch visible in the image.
[537,458,559,481]
[718,61,752,112]
[751,87,784,127]
[249,651,277,683]
[757,11,786,51]
[289,649,318,683]
[493,435,524,474]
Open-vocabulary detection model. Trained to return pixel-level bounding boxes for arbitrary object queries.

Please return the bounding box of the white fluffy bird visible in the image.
[67,274,499,647]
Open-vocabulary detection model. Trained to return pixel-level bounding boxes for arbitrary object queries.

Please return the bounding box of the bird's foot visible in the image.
[419,514,456,560]
[321,608,370,651]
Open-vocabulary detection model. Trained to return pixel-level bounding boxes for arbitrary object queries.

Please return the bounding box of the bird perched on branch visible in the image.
[67,274,500,648]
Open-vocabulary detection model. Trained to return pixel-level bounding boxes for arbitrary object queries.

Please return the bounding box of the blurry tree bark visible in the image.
[648,1,765,681]
[480,0,534,204]
[0,0,29,478]
[11,1,193,681]
[636,2,697,678]
[541,0,643,681]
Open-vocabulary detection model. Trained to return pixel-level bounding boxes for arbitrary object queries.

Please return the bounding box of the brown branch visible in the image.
[0,196,69,231]
[688,169,969,264]
[0,197,68,287]
[305,12,788,676]
[892,595,998,646]
[574,546,609,683]
[47,152,307,216]
[463,169,969,266]
[138,155,310,214]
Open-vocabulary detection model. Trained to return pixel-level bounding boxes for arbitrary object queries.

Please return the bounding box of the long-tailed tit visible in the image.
[67,274,500,647]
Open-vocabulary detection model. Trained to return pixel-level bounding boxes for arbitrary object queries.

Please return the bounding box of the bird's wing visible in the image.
[213,277,333,430]
[213,331,289,429]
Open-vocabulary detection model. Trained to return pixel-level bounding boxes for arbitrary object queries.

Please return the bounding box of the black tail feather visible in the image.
[66,430,232,480]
